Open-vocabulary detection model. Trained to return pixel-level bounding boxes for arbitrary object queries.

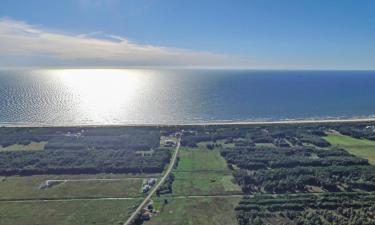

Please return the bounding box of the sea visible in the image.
[0,69,375,126]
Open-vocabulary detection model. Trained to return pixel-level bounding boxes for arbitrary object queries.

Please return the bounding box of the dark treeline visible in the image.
[180,125,330,148]
[0,127,160,150]
[236,193,375,225]
[0,148,171,175]
[181,128,247,147]
[0,127,170,175]
[232,165,375,194]
[330,123,375,140]
[222,147,366,170]
[222,146,374,194]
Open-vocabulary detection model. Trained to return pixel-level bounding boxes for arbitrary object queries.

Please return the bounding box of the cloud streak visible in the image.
[0,18,256,68]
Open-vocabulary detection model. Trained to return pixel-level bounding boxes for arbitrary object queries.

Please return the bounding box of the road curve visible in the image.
[123,138,181,225]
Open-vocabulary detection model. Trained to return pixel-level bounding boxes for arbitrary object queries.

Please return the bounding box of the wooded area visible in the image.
[0,127,170,175]
[180,122,375,225]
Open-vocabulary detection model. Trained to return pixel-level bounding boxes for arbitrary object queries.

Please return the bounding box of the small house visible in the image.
[165,140,176,147]
[143,184,151,193]
[147,178,157,186]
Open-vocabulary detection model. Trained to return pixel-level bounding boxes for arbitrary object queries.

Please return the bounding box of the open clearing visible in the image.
[146,196,241,225]
[324,134,375,164]
[0,174,159,200]
[173,143,241,196]
[0,199,140,225]
[0,141,47,152]
[176,146,229,172]
[173,171,241,196]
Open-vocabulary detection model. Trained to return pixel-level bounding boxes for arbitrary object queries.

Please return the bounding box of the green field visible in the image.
[324,134,375,164]
[173,171,241,196]
[173,143,241,195]
[145,141,242,225]
[146,197,241,225]
[0,141,47,152]
[0,174,159,200]
[0,174,150,225]
[0,199,140,225]
[176,145,229,172]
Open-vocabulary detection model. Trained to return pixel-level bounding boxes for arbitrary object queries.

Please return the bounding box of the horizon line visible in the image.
[1,66,375,71]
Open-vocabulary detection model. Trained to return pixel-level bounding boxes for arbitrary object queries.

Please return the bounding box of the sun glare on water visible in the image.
[47,69,146,124]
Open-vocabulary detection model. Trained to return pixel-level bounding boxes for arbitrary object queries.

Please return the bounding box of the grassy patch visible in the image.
[146,197,241,225]
[176,146,228,172]
[172,144,241,196]
[0,141,47,152]
[173,172,241,196]
[0,199,140,225]
[221,175,241,192]
[324,134,375,164]
[0,174,156,200]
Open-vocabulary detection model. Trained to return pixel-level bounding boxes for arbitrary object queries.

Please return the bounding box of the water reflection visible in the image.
[1,69,374,126]
[49,69,145,123]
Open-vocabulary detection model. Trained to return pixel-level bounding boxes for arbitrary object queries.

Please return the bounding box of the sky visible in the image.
[0,0,374,69]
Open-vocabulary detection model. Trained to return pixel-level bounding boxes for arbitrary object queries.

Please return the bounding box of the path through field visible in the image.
[123,137,181,225]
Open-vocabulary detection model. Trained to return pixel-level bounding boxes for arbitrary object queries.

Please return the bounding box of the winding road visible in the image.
[123,137,181,225]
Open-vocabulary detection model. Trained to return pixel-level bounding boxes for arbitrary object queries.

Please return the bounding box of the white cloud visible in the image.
[0,18,257,68]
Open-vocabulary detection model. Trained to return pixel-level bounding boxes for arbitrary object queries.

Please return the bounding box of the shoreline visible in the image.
[1,117,375,128]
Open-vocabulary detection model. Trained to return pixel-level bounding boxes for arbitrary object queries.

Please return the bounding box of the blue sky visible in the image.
[0,0,374,68]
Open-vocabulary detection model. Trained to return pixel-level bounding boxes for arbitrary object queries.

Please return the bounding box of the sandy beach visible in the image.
[1,117,375,128]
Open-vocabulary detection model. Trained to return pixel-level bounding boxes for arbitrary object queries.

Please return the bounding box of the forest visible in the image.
[222,146,373,193]
[180,122,375,225]
[0,127,170,175]
[236,193,375,225]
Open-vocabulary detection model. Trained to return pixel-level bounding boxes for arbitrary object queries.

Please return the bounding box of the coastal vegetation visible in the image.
[236,193,375,225]
[1,122,375,224]
[179,122,375,225]
[0,127,170,175]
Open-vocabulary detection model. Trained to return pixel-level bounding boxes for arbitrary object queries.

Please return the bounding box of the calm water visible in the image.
[0,69,375,126]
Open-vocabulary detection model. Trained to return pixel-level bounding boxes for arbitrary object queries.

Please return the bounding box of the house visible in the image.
[143,184,151,193]
[147,178,157,186]
[142,178,157,193]
[164,139,176,147]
